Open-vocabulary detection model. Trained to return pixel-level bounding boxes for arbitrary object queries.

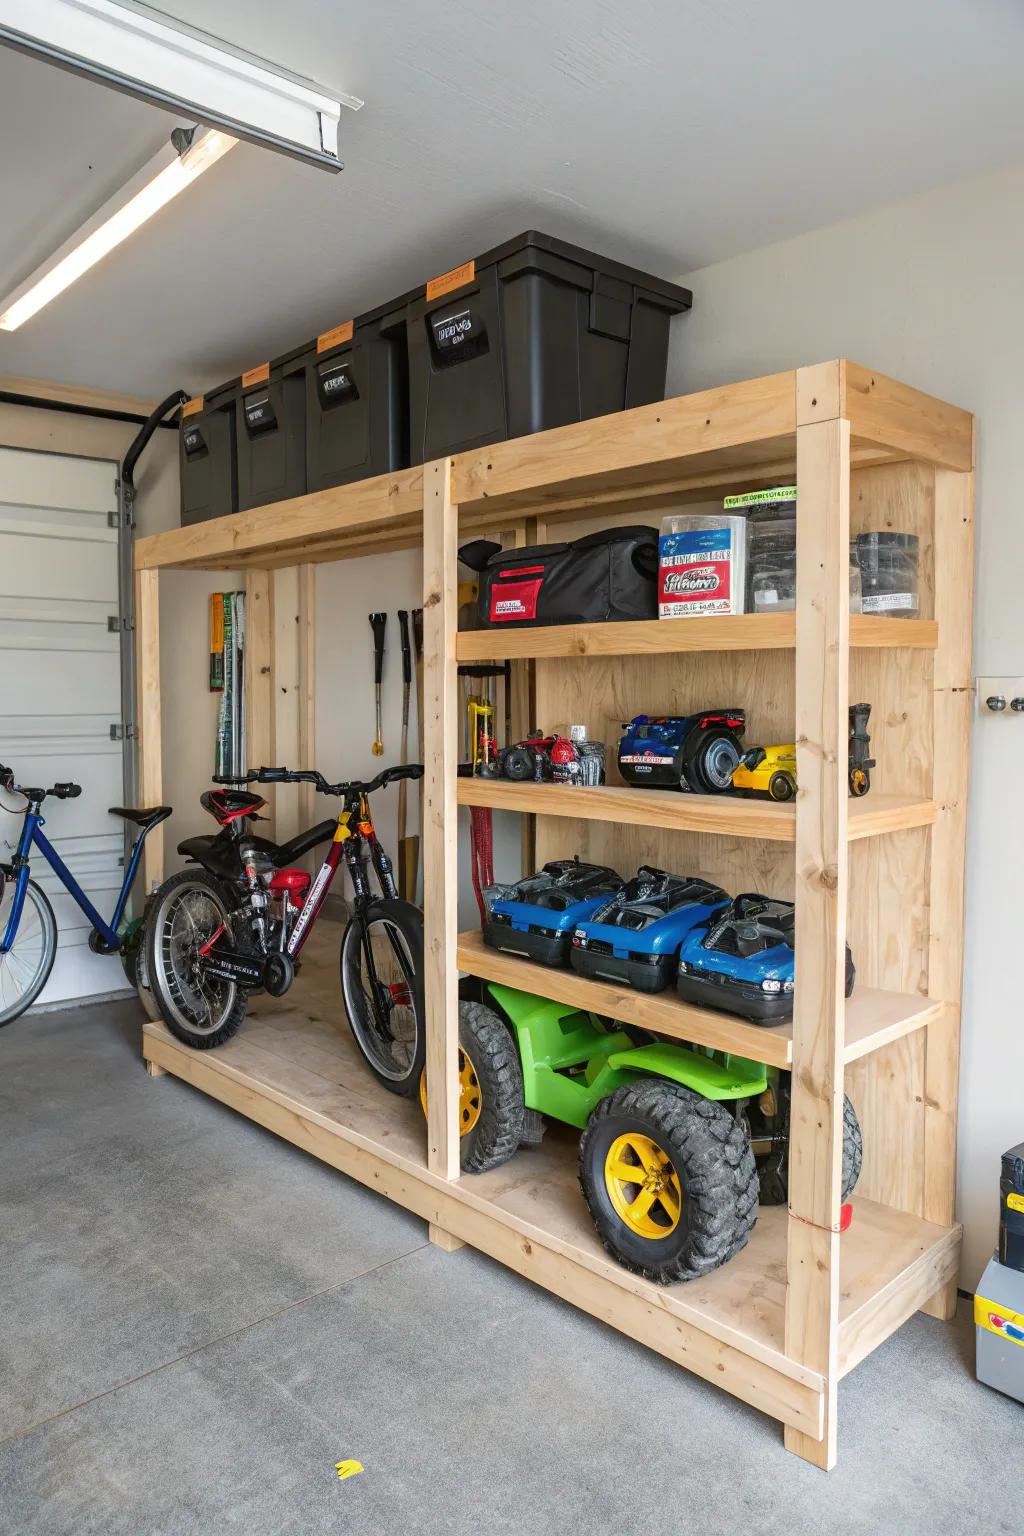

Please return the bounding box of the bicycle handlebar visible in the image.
[0,765,81,801]
[214,764,424,797]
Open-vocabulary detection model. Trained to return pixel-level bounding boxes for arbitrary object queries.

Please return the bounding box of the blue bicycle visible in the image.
[0,761,170,1026]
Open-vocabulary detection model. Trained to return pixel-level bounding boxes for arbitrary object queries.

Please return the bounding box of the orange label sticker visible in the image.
[182,396,204,418]
[242,362,270,388]
[317,320,354,353]
[426,259,475,302]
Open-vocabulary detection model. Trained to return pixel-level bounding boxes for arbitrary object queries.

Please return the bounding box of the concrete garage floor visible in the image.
[1,996,1018,1536]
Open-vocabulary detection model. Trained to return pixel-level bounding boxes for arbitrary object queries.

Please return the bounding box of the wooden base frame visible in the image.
[135,361,974,1468]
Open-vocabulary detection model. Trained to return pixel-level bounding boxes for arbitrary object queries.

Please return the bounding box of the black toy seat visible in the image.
[108,805,172,830]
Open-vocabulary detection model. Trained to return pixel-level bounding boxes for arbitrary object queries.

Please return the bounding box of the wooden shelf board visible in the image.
[456,930,943,1069]
[140,937,957,1434]
[134,466,424,572]
[455,612,937,661]
[457,778,937,843]
[449,362,971,519]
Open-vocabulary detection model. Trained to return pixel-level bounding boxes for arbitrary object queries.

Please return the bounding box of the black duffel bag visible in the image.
[459,526,659,628]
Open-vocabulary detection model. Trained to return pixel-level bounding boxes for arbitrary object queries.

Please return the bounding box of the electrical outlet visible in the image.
[975,678,1024,714]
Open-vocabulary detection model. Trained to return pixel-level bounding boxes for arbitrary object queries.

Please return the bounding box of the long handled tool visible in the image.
[403,607,423,899]
[369,612,387,756]
[396,609,416,900]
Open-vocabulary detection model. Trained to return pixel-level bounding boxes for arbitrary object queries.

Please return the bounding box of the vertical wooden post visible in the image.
[244,568,275,832]
[921,464,974,1319]
[785,381,850,1469]
[423,457,460,1190]
[134,566,163,890]
[297,563,317,833]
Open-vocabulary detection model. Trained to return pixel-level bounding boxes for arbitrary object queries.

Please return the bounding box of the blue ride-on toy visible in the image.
[484,858,623,966]
[676,894,856,1024]
[569,866,730,993]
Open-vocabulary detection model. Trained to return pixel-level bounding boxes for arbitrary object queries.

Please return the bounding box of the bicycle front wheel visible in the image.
[340,899,425,1096]
[0,879,58,1027]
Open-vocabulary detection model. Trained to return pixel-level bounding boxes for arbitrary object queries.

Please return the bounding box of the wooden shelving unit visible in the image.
[134,359,973,1470]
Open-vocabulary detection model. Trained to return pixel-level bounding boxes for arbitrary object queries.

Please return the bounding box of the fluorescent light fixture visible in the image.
[0,127,237,330]
[0,0,361,170]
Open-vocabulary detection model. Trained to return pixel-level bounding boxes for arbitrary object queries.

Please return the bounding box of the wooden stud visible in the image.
[297,563,317,834]
[134,566,164,889]
[244,569,275,832]
[784,406,851,1469]
[144,1058,166,1078]
[796,359,842,425]
[429,1224,465,1252]
[920,465,974,1319]
[422,458,460,1182]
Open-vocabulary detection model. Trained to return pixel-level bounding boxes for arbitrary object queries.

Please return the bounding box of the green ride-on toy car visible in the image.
[423,985,862,1284]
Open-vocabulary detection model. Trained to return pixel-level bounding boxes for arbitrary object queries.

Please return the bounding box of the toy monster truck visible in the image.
[420,985,862,1284]
[618,711,746,793]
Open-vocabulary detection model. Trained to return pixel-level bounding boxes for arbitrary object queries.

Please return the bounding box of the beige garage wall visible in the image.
[668,158,1024,1288]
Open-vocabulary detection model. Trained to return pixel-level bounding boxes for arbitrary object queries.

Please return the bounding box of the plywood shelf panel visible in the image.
[456,930,943,1069]
[457,778,937,842]
[455,613,937,661]
[141,976,959,1437]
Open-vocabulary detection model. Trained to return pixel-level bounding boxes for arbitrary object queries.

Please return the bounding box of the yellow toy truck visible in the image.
[732,703,874,801]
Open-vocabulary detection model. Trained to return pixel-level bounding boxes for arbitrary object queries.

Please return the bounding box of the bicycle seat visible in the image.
[108,805,172,829]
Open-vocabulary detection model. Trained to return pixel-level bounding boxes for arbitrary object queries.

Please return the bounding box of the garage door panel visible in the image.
[0,448,116,514]
[43,944,126,1006]
[0,447,128,1006]
[1,652,121,715]
[0,523,118,604]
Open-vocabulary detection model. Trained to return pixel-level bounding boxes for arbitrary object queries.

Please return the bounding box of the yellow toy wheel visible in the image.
[603,1131,682,1239]
[580,1082,759,1282]
[849,766,869,797]
[419,1045,483,1136]
[416,1000,525,1173]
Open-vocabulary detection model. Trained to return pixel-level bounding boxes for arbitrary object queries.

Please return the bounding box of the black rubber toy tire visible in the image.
[454,1001,526,1172]
[769,771,796,802]
[842,1094,863,1201]
[683,728,741,795]
[579,1081,759,1283]
[145,868,248,1050]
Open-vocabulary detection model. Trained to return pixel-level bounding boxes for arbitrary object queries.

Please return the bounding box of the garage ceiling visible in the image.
[0,0,1022,398]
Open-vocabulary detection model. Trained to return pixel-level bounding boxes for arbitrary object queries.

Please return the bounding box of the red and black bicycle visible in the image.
[144,763,425,1095]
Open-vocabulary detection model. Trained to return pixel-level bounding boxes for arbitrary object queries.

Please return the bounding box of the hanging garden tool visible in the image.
[396,609,416,900]
[369,612,387,756]
[406,607,424,897]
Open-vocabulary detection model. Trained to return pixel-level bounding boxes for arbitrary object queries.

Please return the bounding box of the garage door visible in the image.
[0,446,130,1006]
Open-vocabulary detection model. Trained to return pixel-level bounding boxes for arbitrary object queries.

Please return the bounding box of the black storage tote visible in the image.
[179,381,238,525]
[236,348,307,512]
[303,302,410,492]
[406,231,691,462]
[460,526,659,629]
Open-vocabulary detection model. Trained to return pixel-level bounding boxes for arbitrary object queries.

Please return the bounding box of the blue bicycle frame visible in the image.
[1,807,149,955]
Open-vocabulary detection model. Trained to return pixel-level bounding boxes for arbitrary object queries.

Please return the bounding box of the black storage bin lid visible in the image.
[415,230,692,314]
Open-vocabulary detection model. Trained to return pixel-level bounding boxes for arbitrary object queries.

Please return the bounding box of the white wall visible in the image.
[316,548,519,922]
[668,159,1024,1288]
